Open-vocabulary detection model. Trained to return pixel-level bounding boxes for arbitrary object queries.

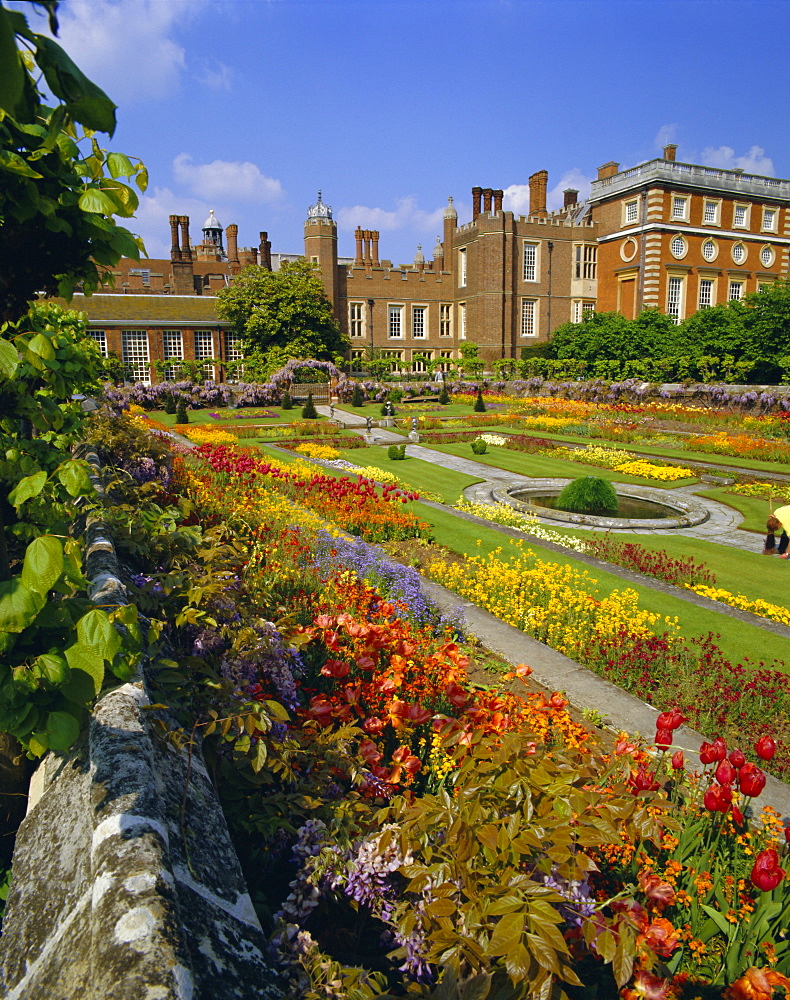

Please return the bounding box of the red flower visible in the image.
[321,659,350,678]
[728,748,746,769]
[785,824,790,845]
[699,738,726,764]
[738,762,766,798]
[631,764,659,793]
[750,848,785,892]
[703,782,733,813]
[671,750,685,770]
[715,760,737,785]
[358,739,382,765]
[362,716,385,735]
[656,709,686,731]
[654,728,673,749]
[755,735,777,761]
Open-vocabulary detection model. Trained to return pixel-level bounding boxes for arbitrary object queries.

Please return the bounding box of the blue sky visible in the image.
[26,0,790,266]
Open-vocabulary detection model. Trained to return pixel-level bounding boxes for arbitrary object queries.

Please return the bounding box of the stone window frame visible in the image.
[349,301,365,338]
[520,298,538,338]
[411,304,428,339]
[387,304,404,339]
[522,241,539,282]
[666,274,685,325]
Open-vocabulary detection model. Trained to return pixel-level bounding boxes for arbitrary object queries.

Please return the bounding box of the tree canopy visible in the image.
[216,260,348,362]
[0,0,147,322]
[547,283,790,382]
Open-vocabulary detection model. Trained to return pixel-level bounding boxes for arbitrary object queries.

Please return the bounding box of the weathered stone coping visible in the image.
[0,448,283,1000]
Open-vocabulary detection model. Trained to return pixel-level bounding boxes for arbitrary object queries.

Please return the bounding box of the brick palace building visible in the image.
[63,145,790,382]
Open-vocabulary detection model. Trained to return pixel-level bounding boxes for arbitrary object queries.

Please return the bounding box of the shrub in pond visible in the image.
[556,476,618,515]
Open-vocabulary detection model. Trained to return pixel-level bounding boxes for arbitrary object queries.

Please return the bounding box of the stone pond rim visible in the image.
[492,480,710,530]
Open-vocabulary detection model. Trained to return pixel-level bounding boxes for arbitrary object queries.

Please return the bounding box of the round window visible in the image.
[702,240,717,262]
[620,237,638,262]
[670,235,686,259]
[760,245,774,267]
[732,243,747,265]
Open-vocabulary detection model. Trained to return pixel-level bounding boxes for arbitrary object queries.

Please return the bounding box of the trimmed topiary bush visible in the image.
[556,476,618,515]
[471,439,487,455]
[351,384,364,407]
[301,392,318,419]
[281,389,293,410]
[388,444,407,461]
[474,388,486,412]
[175,398,189,424]
[439,382,450,405]
[164,392,177,415]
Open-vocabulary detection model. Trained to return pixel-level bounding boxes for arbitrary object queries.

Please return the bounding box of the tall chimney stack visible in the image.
[528,170,548,217]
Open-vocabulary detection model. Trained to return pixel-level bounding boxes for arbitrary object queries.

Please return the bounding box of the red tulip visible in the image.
[739,762,767,798]
[715,760,736,786]
[671,750,685,770]
[654,728,673,749]
[699,738,726,764]
[728,748,746,769]
[750,848,785,892]
[656,710,686,731]
[755,735,777,761]
[703,783,733,813]
[785,825,790,845]
[631,764,660,793]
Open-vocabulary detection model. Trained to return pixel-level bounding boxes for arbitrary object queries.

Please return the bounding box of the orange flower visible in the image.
[621,969,673,1000]
[724,967,790,1000]
[638,918,681,959]
[638,872,677,910]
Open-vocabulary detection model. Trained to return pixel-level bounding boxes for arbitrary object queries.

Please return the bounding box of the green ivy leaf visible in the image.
[8,470,47,508]
[34,35,117,134]
[78,187,122,215]
[0,148,43,178]
[77,608,121,663]
[38,710,80,752]
[32,652,70,686]
[0,339,19,379]
[57,459,93,498]
[25,332,55,360]
[0,576,45,632]
[63,642,104,700]
[22,534,64,595]
[106,151,134,178]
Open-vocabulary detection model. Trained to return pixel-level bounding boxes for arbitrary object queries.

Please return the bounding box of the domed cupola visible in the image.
[307,190,333,221]
[202,209,224,249]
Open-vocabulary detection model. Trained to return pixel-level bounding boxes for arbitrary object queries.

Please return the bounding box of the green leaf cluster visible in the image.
[354,728,666,998]
[0,2,147,322]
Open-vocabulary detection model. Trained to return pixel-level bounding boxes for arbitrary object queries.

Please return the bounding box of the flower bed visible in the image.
[99,410,790,1000]
[426,540,790,779]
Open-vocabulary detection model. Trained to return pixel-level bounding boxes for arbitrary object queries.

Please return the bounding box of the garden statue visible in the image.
[366,416,373,432]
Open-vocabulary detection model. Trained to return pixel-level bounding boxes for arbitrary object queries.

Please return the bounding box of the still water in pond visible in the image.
[512,492,676,520]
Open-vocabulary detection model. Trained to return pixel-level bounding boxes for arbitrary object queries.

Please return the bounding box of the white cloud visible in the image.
[654,123,678,149]
[55,0,199,103]
[701,145,775,176]
[173,154,285,204]
[336,196,446,236]
[503,169,592,216]
[194,59,233,91]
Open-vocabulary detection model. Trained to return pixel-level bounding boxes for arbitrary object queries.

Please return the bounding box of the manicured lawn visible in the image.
[336,446,482,503]
[411,502,790,671]
[148,407,290,426]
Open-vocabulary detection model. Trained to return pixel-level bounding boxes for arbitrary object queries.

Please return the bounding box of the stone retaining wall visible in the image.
[0,448,283,999]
